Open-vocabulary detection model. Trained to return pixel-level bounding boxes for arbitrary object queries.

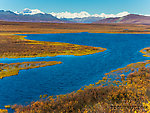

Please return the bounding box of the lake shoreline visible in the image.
[0,21,150,112]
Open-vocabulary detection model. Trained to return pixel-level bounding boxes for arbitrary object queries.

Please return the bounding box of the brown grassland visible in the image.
[0,21,150,112]
[0,34,105,58]
[0,21,107,79]
[0,21,150,34]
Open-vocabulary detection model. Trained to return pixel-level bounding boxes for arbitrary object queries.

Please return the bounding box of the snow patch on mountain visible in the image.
[50,11,91,18]
[93,12,129,18]
[15,8,45,15]
[14,8,130,19]
[50,11,130,19]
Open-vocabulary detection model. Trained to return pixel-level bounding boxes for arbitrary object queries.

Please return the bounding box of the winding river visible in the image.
[0,33,150,110]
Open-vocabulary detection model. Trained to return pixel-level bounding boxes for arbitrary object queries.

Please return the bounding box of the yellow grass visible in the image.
[0,109,8,113]
[0,61,62,79]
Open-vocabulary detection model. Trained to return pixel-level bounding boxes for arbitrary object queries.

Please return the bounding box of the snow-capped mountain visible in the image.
[15,9,129,19]
[50,11,130,19]
[0,9,67,23]
[15,8,45,15]
[12,9,130,23]
[4,8,150,24]
[50,11,91,19]
[92,12,130,18]
[50,11,129,23]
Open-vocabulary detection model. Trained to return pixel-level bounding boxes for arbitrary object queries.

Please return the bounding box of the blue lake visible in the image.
[0,33,150,109]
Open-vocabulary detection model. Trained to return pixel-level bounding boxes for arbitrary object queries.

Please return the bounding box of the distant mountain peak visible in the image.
[94,13,150,24]
[0,10,16,15]
[50,11,91,19]
[125,14,146,17]
[50,11,130,19]
[0,9,67,23]
[16,8,45,15]
[1,8,150,24]
[13,9,130,19]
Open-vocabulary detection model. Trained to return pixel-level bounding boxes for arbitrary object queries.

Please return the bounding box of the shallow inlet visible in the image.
[0,33,150,108]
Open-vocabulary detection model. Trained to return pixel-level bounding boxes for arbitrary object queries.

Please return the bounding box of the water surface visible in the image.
[0,33,150,108]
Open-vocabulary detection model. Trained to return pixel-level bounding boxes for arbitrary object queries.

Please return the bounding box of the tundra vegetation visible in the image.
[0,21,107,78]
[140,47,150,57]
[0,61,62,79]
[0,35,105,58]
[12,60,150,113]
[0,21,150,112]
[0,109,8,113]
[0,21,150,34]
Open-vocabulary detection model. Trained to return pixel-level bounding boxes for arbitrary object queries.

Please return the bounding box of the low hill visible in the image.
[94,14,150,24]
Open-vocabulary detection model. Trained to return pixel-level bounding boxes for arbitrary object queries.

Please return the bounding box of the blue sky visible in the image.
[0,0,150,14]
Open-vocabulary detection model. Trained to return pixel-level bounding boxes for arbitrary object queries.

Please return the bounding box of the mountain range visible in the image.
[94,14,150,24]
[0,8,150,24]
[0,8,131,23]
[50,11,129,23]
[0,9,66,23]
[61,17,103,23]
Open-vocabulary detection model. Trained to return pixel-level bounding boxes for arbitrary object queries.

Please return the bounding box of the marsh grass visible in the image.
[12,61,150,113]
[0,61,62,79]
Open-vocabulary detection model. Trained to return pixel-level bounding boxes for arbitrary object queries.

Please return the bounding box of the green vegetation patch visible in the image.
[0,61,62,79]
